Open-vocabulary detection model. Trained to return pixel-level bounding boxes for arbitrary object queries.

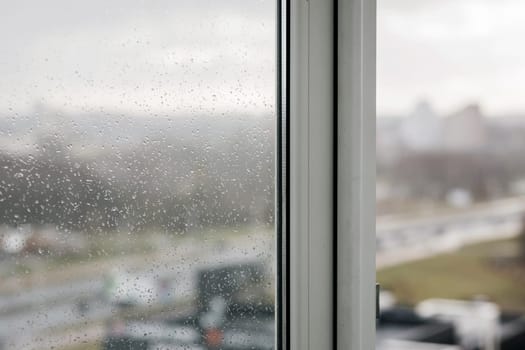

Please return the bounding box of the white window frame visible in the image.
[282,0,376,349]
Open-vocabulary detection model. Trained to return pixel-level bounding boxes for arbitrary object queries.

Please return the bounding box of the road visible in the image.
[376,197,525,267]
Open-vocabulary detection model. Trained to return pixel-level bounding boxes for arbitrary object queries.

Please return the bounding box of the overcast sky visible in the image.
[378,0,525,116]
[0,0,275,117]
[0,1,523,118]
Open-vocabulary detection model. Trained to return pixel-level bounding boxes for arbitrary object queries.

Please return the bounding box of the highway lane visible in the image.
[0,279,103,316]
[376,198,525,267]
[377,197,525,237]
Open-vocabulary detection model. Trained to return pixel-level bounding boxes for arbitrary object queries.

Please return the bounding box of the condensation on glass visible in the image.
[0,1,276,349]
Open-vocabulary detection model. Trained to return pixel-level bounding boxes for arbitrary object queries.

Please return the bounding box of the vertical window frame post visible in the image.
[285,0,376,349]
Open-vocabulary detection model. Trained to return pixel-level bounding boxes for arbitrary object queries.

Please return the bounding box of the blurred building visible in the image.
[399,100,443,152]
[443,104,487,152]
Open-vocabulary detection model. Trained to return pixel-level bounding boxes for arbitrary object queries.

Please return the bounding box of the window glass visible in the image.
[0,1,276,349]
[377,1,525,349]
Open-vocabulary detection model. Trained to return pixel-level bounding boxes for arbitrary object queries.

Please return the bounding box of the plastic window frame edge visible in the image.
[337,0,376,349]
[282,0,376,349]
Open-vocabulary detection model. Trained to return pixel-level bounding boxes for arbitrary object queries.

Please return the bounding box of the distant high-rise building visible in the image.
[399,100,443,151]
[444,104,487,152]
